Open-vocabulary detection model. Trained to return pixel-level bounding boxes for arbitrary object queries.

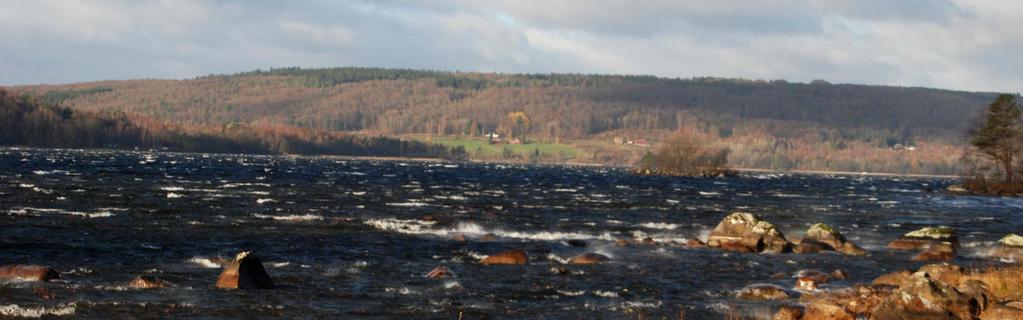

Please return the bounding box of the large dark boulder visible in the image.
[215,251,274,289]
[0,265,59,281]
[707,212,792,253]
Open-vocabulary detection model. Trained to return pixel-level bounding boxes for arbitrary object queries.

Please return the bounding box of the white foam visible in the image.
[698,191,721,196]
[364,218,618,242]
[0,303,76,318]
[547,253,571,264]
[558,290,586,296]
[635,222,680,230]
[188,257,221,268]
[166,193,183,198]
[160,186,185,191]
[253,214,323,221]
[593,290,619,298]
[256,198,276,204]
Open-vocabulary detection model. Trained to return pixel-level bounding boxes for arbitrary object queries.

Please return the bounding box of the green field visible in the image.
[414,136,580,161]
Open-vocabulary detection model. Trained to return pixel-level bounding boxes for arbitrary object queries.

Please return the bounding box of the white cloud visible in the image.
[0,0,1019,92]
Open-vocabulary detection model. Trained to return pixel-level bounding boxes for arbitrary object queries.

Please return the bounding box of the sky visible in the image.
[0,0,1020,92]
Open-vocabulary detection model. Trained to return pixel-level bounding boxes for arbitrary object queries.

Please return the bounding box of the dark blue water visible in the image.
[1,148,1020,319]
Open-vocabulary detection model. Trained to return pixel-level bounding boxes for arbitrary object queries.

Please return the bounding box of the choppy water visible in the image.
[1,148,1021,319]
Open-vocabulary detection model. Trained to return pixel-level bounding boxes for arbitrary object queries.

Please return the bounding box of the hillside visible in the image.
[9,67,1000,174]
[0,88,467,160]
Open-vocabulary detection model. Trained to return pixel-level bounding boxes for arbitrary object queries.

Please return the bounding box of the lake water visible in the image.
[1,148,1020,319]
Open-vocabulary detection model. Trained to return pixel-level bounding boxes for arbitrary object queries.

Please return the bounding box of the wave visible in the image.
[252,214,322,221]
[188,257,223,268]
[363,218,618,242]
[0,303,76,318]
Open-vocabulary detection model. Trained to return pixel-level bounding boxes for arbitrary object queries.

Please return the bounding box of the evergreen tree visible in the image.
[971,94,1022,182]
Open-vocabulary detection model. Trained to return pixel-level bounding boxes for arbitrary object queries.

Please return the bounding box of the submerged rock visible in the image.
[913,243,957,261]
[686,238,706,247]
[129,275,170,289]
[567,253,610,265]
[888,226,960,250]
[736,283,791,300]
[479,249,528,265]
[0,265,59,281]
[215,251,274,289]
[707,212,791,253]
[479,233,498,241]
[426,266,455,279]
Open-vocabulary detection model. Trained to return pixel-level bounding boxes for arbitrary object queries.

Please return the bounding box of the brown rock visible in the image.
[1007,301,1023,309]
[804,302,854,320]
[887,226,960,251]
[837,242,867,256]
[687,238,706,247]
[774,304,804,320]
[479,233,498,241]
[0,265,59,281]
[803,223,853,251]
[567,253,611,265]
[215,251,274,289]
[794,242,823,254]
[801,285,892,316]
[964,265,1023,301]
[641,237,656,245]
[870,272,978,320]
[796,276,819,291]
[917,263,965,286]
[873,269,914,287]
[830,269,848,280]
[794,270,830,283]
[426,266,455,279]
[736,283,791,300]
[615,239,634,246]
[451,234,467,242]
[707,212,792,254]
[912,243,956,261]
[980,305,1023,320]
[129,275,170,289]
[479,249,528,265]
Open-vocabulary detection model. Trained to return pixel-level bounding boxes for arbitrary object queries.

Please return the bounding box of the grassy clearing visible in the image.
[414,136,580,160]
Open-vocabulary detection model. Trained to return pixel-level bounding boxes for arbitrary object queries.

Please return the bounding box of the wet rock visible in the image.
[801,285,892,319]
[215,251,274,289]
[567,253,610,265]
[707,212,792,254]
[980,305,1023,319]
[451,234,467,242]
[873,269,914,287]
[565,239,587,247]
[946,184,968,193]
[917,263,965,286]
[736,283,791,300]
[870,272,979,320]
[836,242,867,256]
[0,265,59,281]
[479,249,528,265]
[549,267,570,275]
[773,304,804,320]
[641,237,656,245]
[796,276,819,291]
[1000,233,1023,247]
[990,234,1023,261]
[888,226,960,251]
[615,239,635,246]
[129,275,170,289]
[802,223,855,251]
[686,238,706,247]
[794,242,822,254]
[913,243,957,261]
[479,233,498,241]
[426,266,455,279]
[794,270,830,283]
[830,269,848,280]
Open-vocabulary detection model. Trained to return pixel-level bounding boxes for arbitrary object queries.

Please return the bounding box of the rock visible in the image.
[980,305,1023,319]
[946,184,968,193]
[426,266,455,279]
[913,243,957,261]
[837,242,867,256]
[801,285,892,316]
[796,276,819,291]
[565,239,587,247]
[963,265,1023,301]
[870,272,978,320]
[794,270,830,283]
[479,233,498,241]
[1007,301,1023,309]
[0,265,59,281]
[803,302,854,320]
[803,223,851,251]
[549,267,570,275]
[567,253,610,265]
[687,238,706,247]
[479,249,528,265]
[615,239,634,246]
[888,226,960,250]
[641,237,656,245]
[873,269,914,287]
[707,212,792,254]
[773,304,804,320]
[215,251,274,289]
[794,241,823,254]
[830,269,848,280]
[958,280,993,312]
[129,275,170,289]
[736,283,791,300]
[1000,234,1023,247]
[451,234,467,242]
[917,263,965,286]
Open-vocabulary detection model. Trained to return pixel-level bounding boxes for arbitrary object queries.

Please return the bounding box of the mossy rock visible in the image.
[999,234,1023,247]
[904,226,956,240]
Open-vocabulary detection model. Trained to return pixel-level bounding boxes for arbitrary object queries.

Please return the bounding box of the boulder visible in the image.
[801,285,892,316]
[686,238,706,247]
[215,251,274,289]
[980,305,1023,319]
[873,269,914,287]
[0,265,59,281]
[773,304,804,320]
[567,253,610,265]
[917,263,965,286]
[707,212,792,253]
[912,243,957,261]
[479,233,498,241]
[129,275,170,289]
[794,269,830,283]
[963,265,1023,301]
[796,276,819,291]
[830,269,848,280]
[479,249,528,265]
[426,266,455,279]
[803,223,852,251]
[837,242,867,256]
[736,283,791,300]
[870,272,979,320]
[888,226,960,251]
[804,302,854,320]
[794,241,823,254]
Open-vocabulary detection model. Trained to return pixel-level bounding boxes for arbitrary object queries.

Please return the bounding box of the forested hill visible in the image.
[9,67,1003,173]
[0,88,467,160]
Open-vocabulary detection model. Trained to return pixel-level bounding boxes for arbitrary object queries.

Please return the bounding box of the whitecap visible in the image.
[593,291,619,298]
[253,214,322,221]
[166,193,183,198]
[256,198,276,204]
[635,222,680,230]
[0,303,76,318]
[188,257,221,268]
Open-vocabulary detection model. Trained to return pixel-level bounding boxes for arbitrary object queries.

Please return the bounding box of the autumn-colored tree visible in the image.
[636,132,730,176]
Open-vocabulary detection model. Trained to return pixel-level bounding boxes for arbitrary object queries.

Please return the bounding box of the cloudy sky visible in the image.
[0,0,1019,92]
